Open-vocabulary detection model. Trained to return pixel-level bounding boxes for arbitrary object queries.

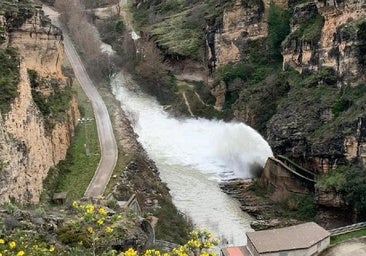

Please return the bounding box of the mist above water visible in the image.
[111,72,273,245]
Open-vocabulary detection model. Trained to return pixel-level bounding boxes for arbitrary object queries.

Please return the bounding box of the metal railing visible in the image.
[277,155,316,181]
[329,222,366,236]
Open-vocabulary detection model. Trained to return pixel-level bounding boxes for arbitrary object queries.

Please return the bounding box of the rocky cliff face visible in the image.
[211,0,366,173]
[212,0,267,66]
[282,0,366,84]
[208,0,268,109]
[0,6,79,204]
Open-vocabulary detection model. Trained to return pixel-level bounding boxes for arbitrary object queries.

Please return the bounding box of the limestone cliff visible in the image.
[0,5,79,204]
[282,0,366,85]
[212,0,267,66]
[207,0,366,174]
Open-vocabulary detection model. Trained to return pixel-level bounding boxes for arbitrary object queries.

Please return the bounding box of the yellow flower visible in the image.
[17,251,25,256]
[9,241,16,249]
[72,201,78,208]
[0,239,4,244]
[98,207,107,215]
[144,249,161,256]
[49,245,55,252]
[105,226,114,233]
[85,204,94,214]
[204,242,212,248]
[87,226,94,234]
[187,239,200,248]
[97,218,104,225]
[0,252,2,256]
[125,248,138,256]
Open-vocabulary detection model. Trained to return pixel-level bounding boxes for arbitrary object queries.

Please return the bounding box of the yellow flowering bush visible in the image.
[0,234,57,256]
[57,201,129,256]
[119,228,218,256]
[0,201,218,256]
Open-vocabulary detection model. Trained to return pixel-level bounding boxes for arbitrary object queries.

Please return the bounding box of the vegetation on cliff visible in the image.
[0,0,34,31]
[0,48,19,114]
[27,69,73,132]
[131,0,232,60]
[317,164,366,220]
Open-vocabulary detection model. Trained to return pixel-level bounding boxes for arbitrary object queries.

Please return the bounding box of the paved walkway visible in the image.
[43,6,118,198]
[321,237,366,256]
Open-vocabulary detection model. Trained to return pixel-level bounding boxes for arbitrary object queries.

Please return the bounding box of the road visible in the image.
[43,6,118,198]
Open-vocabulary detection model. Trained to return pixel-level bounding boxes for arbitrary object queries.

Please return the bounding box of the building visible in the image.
[246,222,330,256]
[221,246,251,256]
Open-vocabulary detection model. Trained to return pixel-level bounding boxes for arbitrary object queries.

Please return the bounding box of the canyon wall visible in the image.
[0,7,79,204]
[282,0,366,85]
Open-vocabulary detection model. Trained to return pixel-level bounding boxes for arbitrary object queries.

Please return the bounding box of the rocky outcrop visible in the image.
[8,7,63,78]
[315,188,346,208]
[0,6,79,204]
[267,102,366,173]
[212,0,267,66]
[208,0,267,109]
[282,0,366,85]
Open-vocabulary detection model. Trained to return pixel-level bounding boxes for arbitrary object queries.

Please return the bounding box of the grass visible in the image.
[330,228,366,244]
[53,83,101,201]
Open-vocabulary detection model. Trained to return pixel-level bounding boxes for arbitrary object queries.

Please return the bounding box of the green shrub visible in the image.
[332,97,351,118]
[98,16,125,45]
[316,166,347,191]
[268,3,290,61]
[357,20,366,65]
[281,194,317,220]
[154,199,191,244]
[344,165,366,220]
[27,69,73,132]
[214,62,254,84]
[0,48,20,114]
[151,9,206,59]
[292,13,324,43]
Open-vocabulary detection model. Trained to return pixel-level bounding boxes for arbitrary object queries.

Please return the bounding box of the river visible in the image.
[111,73,273,246]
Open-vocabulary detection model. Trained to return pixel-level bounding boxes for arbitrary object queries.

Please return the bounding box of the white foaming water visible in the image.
[111,72,273,246]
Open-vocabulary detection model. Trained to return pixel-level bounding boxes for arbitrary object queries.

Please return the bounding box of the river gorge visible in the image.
[112,72,273,246]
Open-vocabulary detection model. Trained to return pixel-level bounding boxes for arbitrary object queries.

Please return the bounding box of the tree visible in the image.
[344,165,366,220]
[267,3,290,62]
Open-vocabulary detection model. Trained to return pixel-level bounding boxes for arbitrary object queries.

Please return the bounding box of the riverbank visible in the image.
[219,178,352,231]
[97,78,191,243]
[219,179,303,230]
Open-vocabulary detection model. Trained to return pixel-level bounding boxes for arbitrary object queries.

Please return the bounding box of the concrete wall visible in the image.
[259,157,315,201]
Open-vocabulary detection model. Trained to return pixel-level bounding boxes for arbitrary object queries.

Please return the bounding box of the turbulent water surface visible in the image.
[112,73,273,246]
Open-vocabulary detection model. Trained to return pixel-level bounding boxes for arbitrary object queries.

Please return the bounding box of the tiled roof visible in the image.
[221,246,251,256]
[246,222,330,253]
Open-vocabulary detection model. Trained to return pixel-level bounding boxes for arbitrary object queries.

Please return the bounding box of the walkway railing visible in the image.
[269,157,316,184]
[329,222,366,236]
[277,155,316,181]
